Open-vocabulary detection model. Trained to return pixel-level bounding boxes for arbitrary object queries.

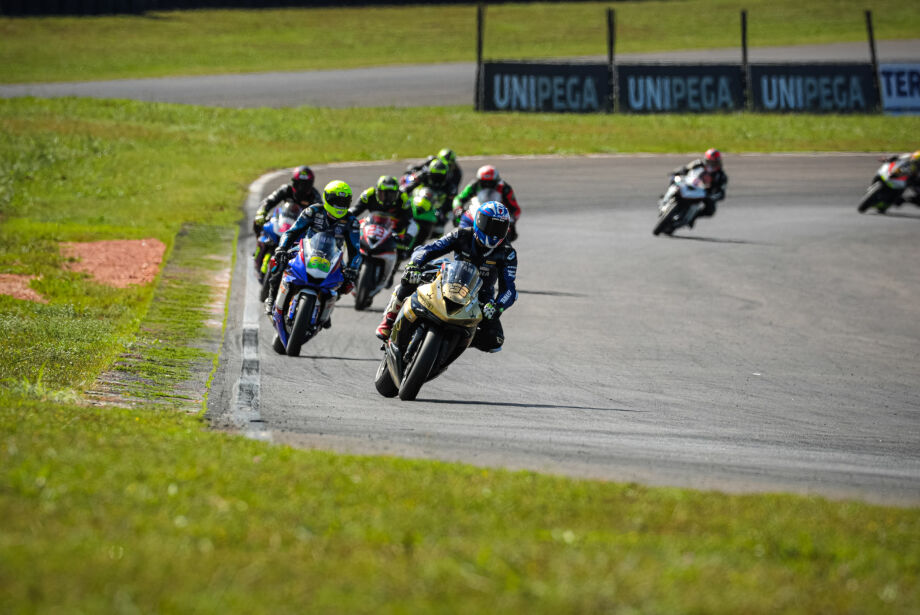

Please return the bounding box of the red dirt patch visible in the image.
[61,239,166,288]
[0,274,47,303]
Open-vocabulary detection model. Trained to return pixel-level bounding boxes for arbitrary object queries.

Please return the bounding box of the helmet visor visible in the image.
[475,209,510,239]
[379,189,398,206]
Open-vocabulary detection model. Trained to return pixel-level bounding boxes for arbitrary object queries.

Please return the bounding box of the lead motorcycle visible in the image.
[374,259,484,401]
[269,231,345,357]
[354,213,400,311]
[857,158,917,214]
[653,166,710,236]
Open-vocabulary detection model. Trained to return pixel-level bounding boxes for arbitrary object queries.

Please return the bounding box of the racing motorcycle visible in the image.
[408,186,448,246]
[450,187,518,241]
[269,231,345,357]
[653,167,710,236]
[857,158,916,214]
[254,201,302,300]
[375,259,484,401]
[354,213,399,311]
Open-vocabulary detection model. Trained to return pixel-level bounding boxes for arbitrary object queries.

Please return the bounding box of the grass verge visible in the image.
[1,96,919,611]
[0,1,918,83]
[2,394,919,612]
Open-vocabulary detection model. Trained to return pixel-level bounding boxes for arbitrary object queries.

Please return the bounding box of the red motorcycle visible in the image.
[354,213,400,310]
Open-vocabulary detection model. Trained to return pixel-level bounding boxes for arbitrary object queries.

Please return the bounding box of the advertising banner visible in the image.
[616,64,744,113]
[750,64,879,113]
[481,62,611,113]
[878,63,920,115]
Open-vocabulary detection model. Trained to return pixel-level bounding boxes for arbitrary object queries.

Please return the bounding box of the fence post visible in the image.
[475,4,485,111]
[607,7,617,113]
[865,10,882,112]
[741,9,751,110]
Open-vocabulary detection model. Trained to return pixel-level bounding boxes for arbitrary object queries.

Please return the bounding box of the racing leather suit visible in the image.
[407,156,463,198]
[453,179,521,223]
[253,184,321,233]
[349,187,419,255]
[394,227,517,352]
[883,153,920,205]
[671,159,727,220]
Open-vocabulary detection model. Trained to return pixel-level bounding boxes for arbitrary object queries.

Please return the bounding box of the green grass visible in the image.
[2,97,920,611]
[2,394,919,613]
[1,1,918,83]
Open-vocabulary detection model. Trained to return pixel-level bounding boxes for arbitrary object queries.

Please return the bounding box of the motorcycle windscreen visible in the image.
[303,232,341,279]
[441,260,481,306]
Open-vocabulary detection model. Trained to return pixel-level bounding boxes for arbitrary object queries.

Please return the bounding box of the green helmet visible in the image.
[322,180,352,219]
[411,187,437,222]
[428,158,449,188]
[375,175,399,207]
[437,148,457,166]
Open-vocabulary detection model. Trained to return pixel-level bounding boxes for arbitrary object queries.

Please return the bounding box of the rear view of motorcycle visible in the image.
[653,167,710,236]
[375,260,483,401]
[354,213,399,310]
[270,231,345,357]
[857,158,914,214]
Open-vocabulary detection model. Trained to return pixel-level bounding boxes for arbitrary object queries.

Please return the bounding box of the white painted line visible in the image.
[231,170,289,441]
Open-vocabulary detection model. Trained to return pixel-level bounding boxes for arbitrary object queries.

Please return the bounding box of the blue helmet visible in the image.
[473,201,511,249]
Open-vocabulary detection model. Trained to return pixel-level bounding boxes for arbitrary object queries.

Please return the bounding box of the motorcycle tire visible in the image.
[399,329,442,401]
[259,268,273,302]
[653,203,677,236]
[286,293,317,357]
[374,356,399,398]
[354,263,375,311]
[253,244,267,281]
[272,333,286,355]
[857,182,887,213]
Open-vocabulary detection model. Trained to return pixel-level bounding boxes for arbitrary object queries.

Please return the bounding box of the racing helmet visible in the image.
[411,187,436,215]
[911,150,920,165]
[476,165,500,189]
[291,165,316,202]
[427,158,449,188]
[437,148,457,167]
[322,180,353,219]
[473,201,511,249]
[375,175,399,207]
[704,148,722,172]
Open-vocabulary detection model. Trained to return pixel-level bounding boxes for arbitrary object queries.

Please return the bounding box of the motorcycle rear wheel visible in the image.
[374,356,399,397]
[286,293,317,357]
[398,329,442,401]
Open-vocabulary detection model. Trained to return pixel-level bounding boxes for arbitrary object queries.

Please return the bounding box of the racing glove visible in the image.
[402,264,422,285]
[482,301,501,320]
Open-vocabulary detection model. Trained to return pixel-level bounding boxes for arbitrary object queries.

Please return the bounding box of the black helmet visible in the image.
[291,165,316,202]
[428,158,449,188]
[375,175,399,207]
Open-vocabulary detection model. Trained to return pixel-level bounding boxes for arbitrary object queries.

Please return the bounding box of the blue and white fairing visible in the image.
[272,231,345,347]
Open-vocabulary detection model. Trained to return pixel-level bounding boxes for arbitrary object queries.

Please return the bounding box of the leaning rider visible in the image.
[406,148,463,198]
[349,175,419,283]
[452,164,521,240]
[669,148,728,229]
[264,180,362,321]
[252,165,321,234]
[375,201,517,354]
[880,150,920,206]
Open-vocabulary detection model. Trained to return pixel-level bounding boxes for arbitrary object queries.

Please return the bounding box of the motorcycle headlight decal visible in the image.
[307,256,331,275]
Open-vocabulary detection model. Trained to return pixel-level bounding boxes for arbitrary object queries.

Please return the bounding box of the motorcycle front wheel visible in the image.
[653,201,679,236]
[354,261,377,311]
[286,293,317,357]
[857,181,889,213]
[374,356,399,397]
[398,329,442,401]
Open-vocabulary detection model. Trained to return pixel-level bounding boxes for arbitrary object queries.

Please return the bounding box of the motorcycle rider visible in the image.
[264,180,362,322]
[349,175,419,285]
[403,157,454,236]
[452,165,521,241]
[668,148,727,228]
[375,201,517,353]
[252,165,321,234]
[880,150,920,206]
[406,148,463,197]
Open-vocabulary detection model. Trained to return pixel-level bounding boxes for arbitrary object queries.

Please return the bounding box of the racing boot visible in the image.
[375,293,403,340]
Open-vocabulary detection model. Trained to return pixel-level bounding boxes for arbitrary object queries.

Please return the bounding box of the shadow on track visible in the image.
[872,211,920,220]
[298,355,379,362]
[517,289,587,297]
[667,235,769,246]
[416,398,640,412]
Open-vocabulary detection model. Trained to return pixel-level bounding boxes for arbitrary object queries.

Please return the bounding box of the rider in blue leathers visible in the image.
[265,180,363,319]
[375,201,517,352]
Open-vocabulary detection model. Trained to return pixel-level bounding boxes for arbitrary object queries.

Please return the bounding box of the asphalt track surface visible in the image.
[2,40,918,108]
[208,154,920,507]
